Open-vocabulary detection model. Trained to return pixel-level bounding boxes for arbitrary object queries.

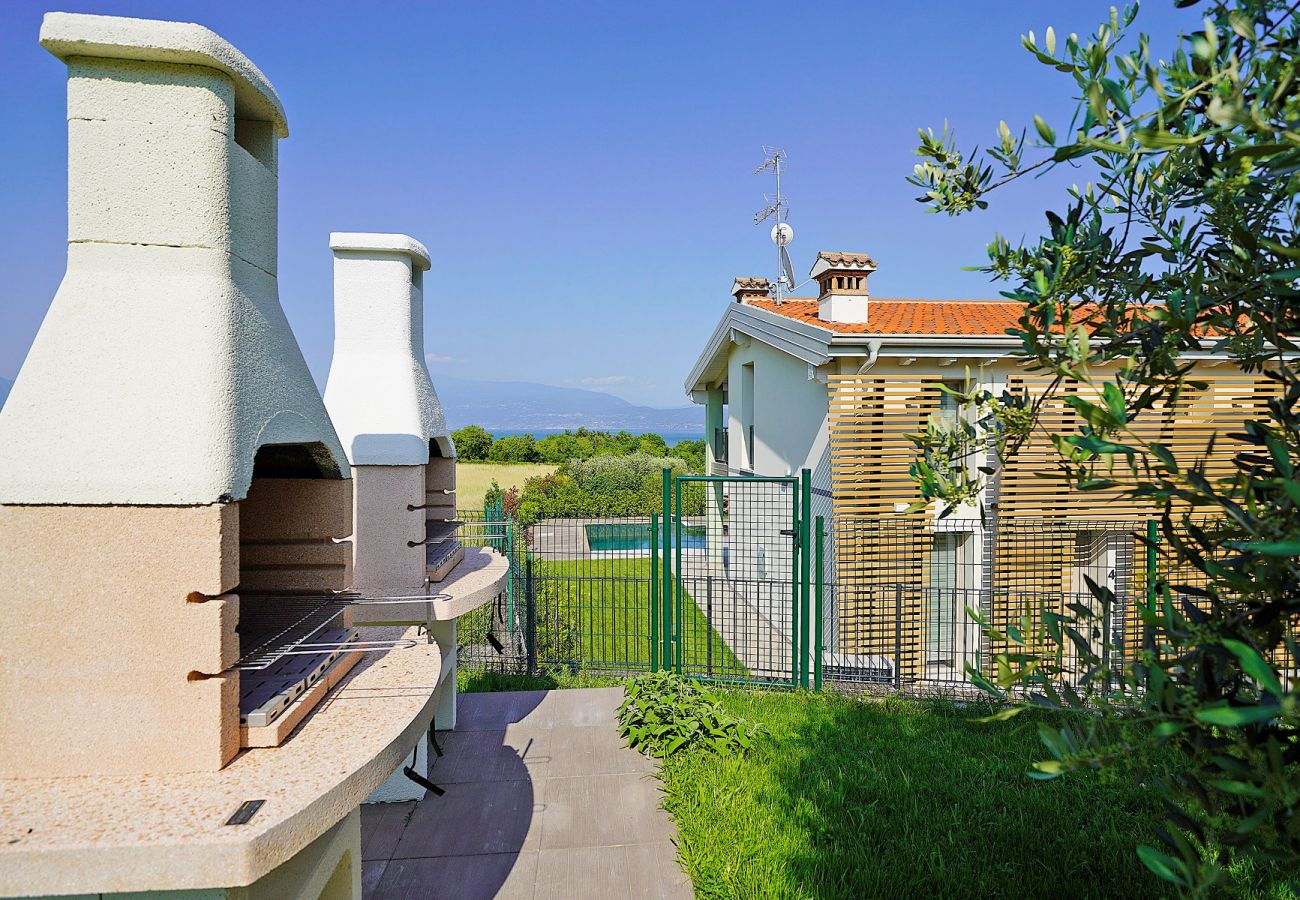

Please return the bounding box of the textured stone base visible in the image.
[0,503,241,777]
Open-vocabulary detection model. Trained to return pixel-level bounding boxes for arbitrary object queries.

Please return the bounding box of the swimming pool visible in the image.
[585,522,707,552]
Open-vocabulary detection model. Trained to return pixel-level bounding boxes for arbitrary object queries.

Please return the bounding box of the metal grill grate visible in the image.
[234,593,357,671]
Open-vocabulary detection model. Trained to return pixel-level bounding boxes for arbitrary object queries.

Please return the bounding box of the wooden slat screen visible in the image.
[827,374,949,678]
[824,369,1291,684]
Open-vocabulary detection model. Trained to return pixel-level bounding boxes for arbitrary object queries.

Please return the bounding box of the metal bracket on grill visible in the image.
[407,519,463,547]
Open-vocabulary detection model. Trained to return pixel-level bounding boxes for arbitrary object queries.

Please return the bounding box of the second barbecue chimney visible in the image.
[323,232,456,599]
[811,251,876,324]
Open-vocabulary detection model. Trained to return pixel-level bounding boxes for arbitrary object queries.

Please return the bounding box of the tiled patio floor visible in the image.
[360,687,693,899]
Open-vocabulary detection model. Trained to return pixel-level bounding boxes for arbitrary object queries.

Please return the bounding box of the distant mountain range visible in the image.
[436,376,702,435]
[0,374,703,437]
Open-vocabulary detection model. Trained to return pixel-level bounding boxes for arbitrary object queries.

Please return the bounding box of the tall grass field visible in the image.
[455,461,554,509]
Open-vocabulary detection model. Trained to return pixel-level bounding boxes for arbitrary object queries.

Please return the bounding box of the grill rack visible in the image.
[233,592,420,672]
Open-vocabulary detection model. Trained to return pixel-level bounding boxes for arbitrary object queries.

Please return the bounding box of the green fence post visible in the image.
[674,477,683,675]
[799,469,812,690]
[661,468,673,670]
[815,515,825,692]
[525,553,537,676]
[1144,519,1159,659]
[506,514,515,635]
[650,512,659,673]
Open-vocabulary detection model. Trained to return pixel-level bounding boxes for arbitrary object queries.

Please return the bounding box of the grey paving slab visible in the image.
[362,688,693,898]
[360,859,388,900]
[534,842,693,900]
[432,728,551,783]
[530,722,656,779]
[455,690,551,731]
[360,800,415,861]
[372,852,538,900]
[540,772,675,850]
[391,777,544,859]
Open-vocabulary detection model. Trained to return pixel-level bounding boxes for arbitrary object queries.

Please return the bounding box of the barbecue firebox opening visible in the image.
[249,442,344,480]
[230,440,356,748]
[238,443,352,593]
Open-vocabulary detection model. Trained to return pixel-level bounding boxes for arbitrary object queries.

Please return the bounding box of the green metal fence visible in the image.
[458,468,826,690]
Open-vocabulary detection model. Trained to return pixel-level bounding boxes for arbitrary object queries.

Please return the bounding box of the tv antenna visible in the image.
[753,146,795,303]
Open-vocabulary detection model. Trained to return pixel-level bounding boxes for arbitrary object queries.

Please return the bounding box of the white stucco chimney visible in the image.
[811,251,877,324]
[323,232,450,465]
[0,12,347,505]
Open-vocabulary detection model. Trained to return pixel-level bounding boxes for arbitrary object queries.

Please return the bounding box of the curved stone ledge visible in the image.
[0,627,439,896]
[349,547,510,626]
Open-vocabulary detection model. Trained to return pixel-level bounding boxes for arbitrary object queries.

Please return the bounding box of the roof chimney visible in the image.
[731,276,771,304]
[811,251,876,324]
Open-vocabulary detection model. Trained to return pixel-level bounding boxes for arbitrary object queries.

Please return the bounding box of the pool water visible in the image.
[585,523,707,551]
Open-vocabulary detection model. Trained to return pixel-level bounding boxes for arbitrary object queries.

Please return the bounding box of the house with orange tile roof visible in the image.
[685,250,1275,686]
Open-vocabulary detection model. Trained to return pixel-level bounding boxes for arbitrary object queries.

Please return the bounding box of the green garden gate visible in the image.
[650,468,823,689]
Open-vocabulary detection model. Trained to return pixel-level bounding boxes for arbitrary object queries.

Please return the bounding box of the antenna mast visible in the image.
[753,147,794,303]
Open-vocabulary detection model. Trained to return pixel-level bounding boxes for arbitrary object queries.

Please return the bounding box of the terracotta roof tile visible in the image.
[749,298,1023,336]
[814,251,877,269]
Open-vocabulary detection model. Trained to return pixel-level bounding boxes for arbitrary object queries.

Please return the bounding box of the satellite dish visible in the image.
[771,222,794,246]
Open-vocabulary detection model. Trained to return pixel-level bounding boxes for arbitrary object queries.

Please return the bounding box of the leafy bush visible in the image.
[671,438,707,472]
[488,434,539,463]
[455,425,706,470]
[511,453,703,525]
[482,478,504,512]
[618,671,764,758]
[451,424,492,461]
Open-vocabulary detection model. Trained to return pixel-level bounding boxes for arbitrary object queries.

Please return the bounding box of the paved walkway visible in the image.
[360,688,693,899]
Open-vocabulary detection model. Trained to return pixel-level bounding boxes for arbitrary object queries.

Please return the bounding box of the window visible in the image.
[740,362,755,470]
[937,381,966,480]
[927,533,960,667]
[1070,530,1134,661]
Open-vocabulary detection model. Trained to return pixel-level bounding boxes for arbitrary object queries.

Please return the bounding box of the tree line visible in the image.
[451,424,706,472]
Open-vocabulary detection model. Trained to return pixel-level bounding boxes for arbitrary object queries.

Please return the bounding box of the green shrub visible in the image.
[451,424,493,460]
[618,671,764,758]
[488,434,539,463]
[510,453,703,525]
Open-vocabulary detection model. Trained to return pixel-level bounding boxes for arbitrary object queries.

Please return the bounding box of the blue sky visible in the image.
[0,1,1201,407]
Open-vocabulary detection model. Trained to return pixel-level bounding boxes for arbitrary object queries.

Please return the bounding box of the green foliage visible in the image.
[671,438,707,472]
[482,478,504,512]
[487,433,540,463]
[451,424,493,461]
[618,671,763,758]
[512,453,702,525]
[655,690,1289,898]
[457,426,706,470]
[909,2,1300,891]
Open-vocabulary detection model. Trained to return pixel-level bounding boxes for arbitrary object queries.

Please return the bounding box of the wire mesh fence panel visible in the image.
[526,517,658,674]
[674,476,799,686]
[456,510,529,673]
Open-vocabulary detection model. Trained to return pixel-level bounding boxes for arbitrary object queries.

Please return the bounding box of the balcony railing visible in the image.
[712,427,728,464]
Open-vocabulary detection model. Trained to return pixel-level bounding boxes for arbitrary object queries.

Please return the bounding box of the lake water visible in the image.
[489,429,703,445]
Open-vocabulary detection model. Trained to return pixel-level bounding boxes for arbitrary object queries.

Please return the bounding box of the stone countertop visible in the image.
[0,626,439,896]
[350,546,510,626]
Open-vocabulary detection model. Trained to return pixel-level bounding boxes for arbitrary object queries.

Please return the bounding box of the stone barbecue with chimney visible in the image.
[324,232,509,802]
[0,13,482,899]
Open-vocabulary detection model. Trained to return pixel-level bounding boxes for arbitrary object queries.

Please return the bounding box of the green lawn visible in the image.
[534,557,743,676]
[658,690,1296,900]
[455,461,555,509]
